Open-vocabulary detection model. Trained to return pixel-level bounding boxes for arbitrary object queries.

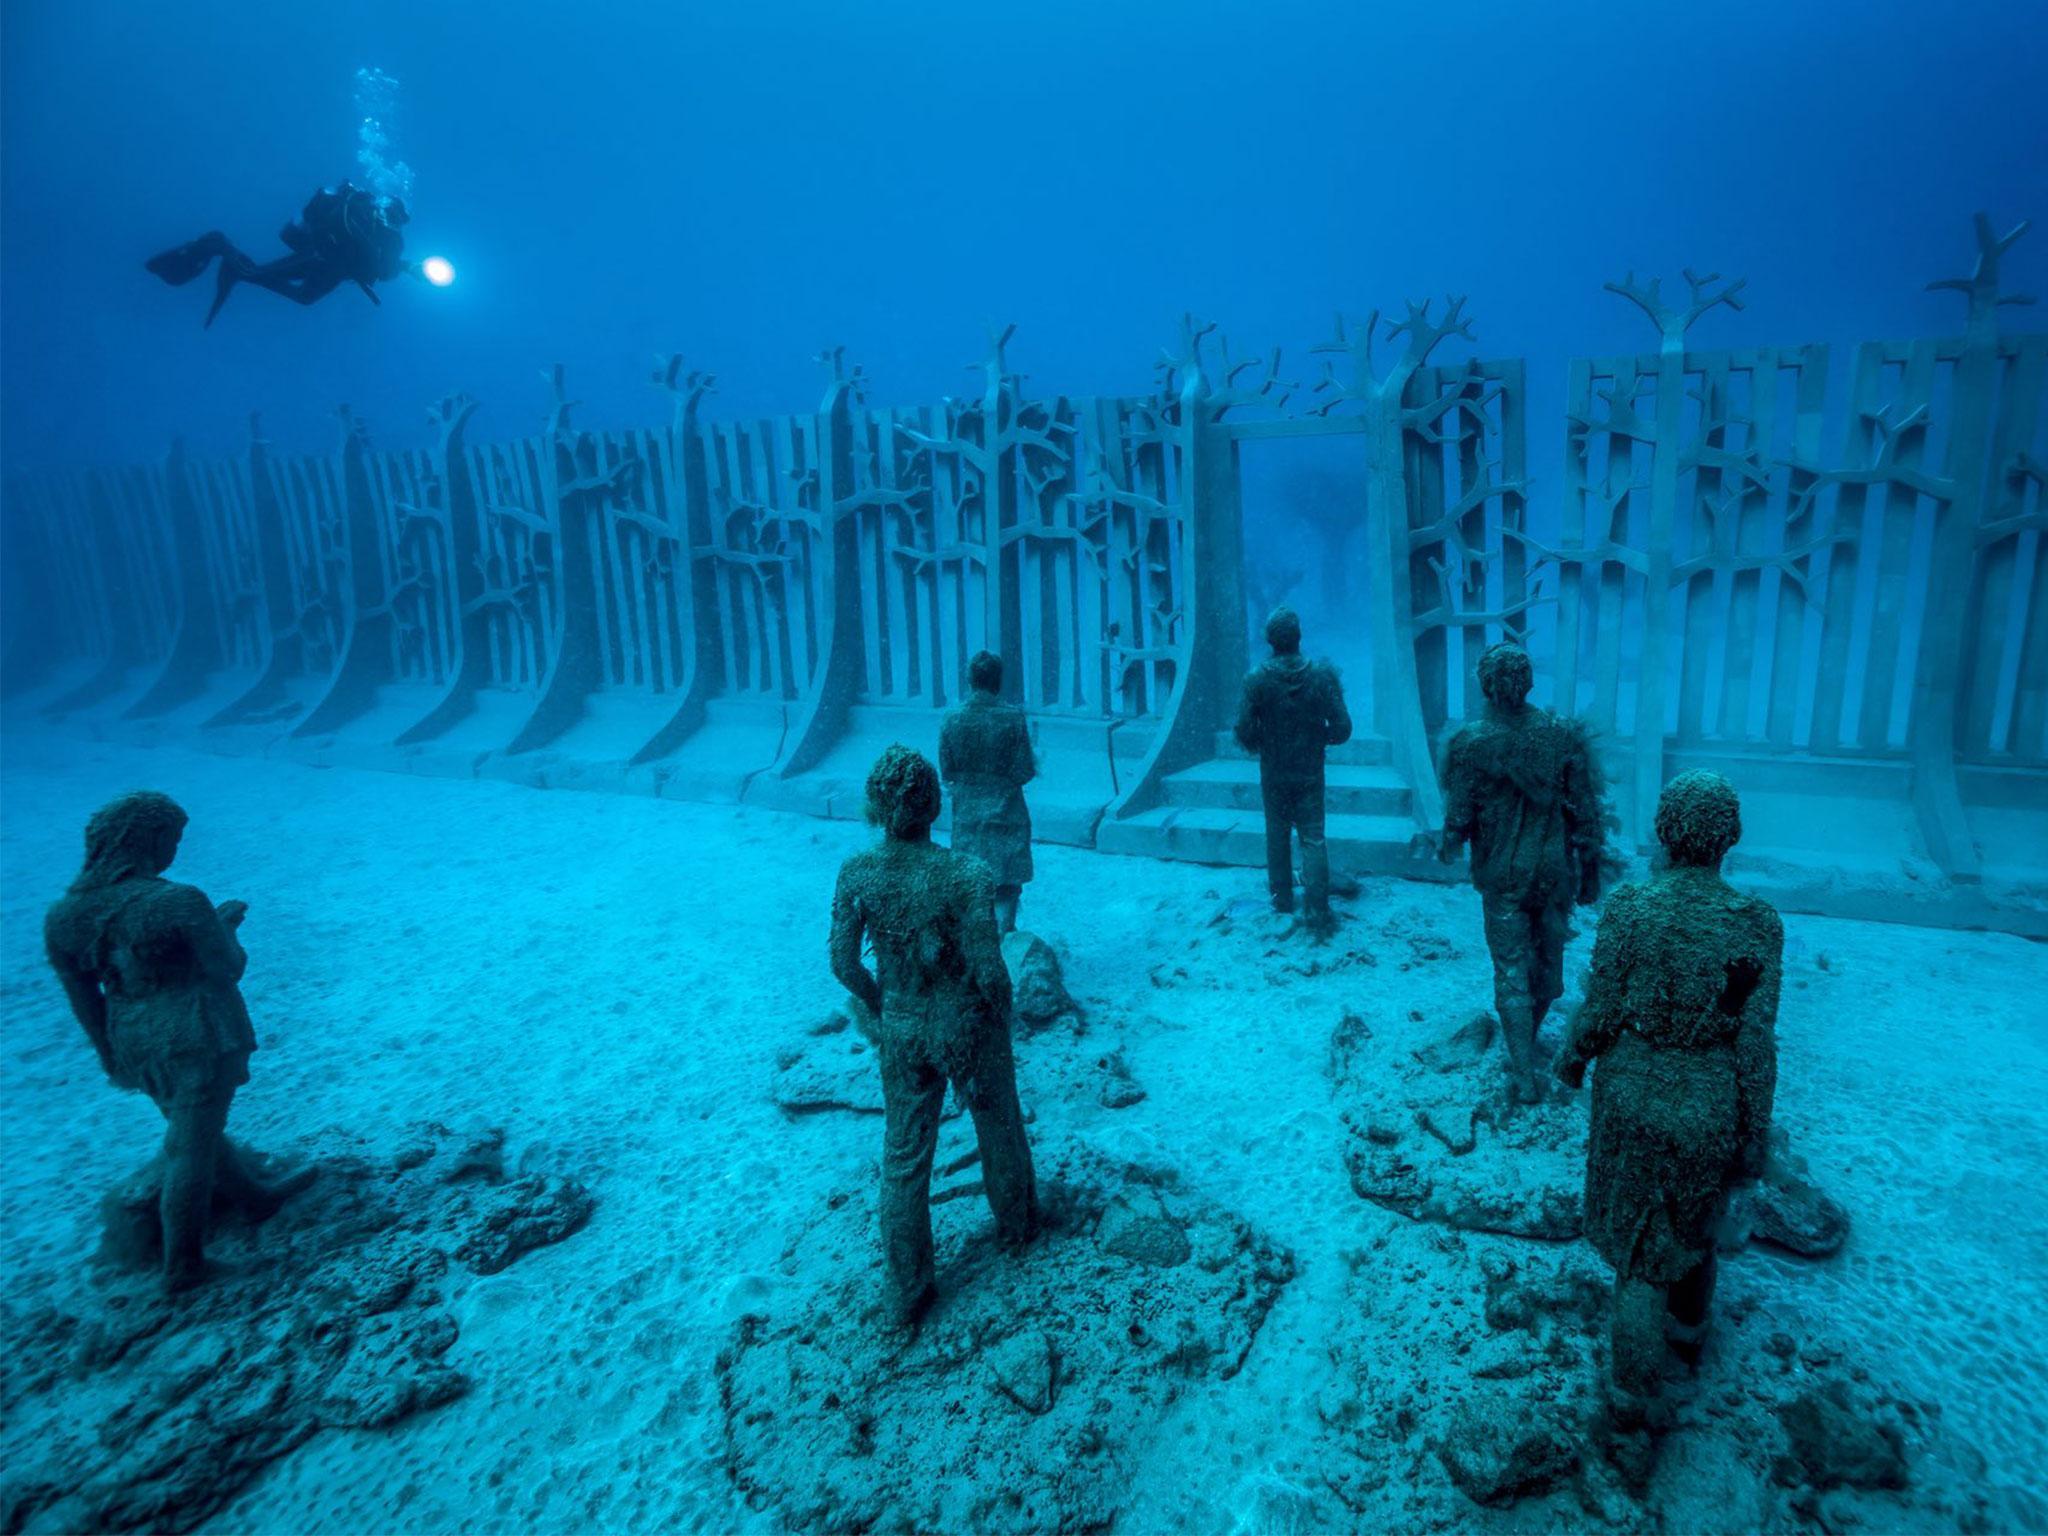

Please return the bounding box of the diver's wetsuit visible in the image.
[146,183,408,326]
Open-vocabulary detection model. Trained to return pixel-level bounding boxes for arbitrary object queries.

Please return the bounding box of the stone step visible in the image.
[1212,729,1392,767]
[1162,758,1412,818]
[1096,804,1458,882]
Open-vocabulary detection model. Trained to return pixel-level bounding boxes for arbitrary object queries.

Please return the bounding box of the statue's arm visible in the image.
[1556,891,1633,1086]
[1732,908,1784,1176]
[1438,732,1477,862]
[172,884,247,983]
[1011,715,1038,788]
[1232,673,1262,755]
[828,867,882,1019]
[1561,730,1609,903]
[938,719,960,784]
[1324,666,1354,747]
[44,923,113,1077]
[963,866,1013,1019]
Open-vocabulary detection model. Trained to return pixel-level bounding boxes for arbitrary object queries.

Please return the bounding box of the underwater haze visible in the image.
[4,1,2048,1533]
[5,0,2045,464]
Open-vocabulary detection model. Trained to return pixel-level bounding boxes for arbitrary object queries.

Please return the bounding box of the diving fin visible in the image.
[145,231,231,287]
[204,257,241,328]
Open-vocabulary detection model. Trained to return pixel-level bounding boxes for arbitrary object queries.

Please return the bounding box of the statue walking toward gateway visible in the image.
[939,650,1037,936]
[1235,605,1353,936]
[1438,642,1611,1103]
[1555,771,1782,1411]
[829,746,1039,1325]
[43,792,311,1291]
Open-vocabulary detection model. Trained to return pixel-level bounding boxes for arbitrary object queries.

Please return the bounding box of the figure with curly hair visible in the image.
[828,746,1038,1323]
[43,792,308,1290]
[939,650,1037,935]
[1556,771,1783,1407]
[1439,641,1612,1102]
[1234,604,1353,935]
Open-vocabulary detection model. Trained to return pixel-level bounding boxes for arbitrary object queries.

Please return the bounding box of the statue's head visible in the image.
[1655,770,1742,867]
[74,791,187,892]
[1477,642,1534,708]
[865,744,941,841]
[1265,604,1302,655]
[967,649,1003,695]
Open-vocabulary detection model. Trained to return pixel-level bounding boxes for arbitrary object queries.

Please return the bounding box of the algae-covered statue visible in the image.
[829,746,1039,1323]
[1439,642,1610,1102]
[1555,771,1782,1408]
[939,649,1037,935]
[1234,605,1353,934]
[43,792,308,1290]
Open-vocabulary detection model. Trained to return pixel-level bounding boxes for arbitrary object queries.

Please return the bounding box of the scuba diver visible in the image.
[146,181,410,326]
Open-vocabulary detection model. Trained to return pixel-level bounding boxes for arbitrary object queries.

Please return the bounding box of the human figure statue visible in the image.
[829,746,1039,1323]
[43,792,309,1290]
[1234,605,1352,935]
[939,649,1037,935]
[1555,771,1781,1409]
[146,181,412,327]
[1438,641,1609,1102]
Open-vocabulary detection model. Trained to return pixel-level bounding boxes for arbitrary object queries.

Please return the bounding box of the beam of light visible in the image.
[421,256,455,288]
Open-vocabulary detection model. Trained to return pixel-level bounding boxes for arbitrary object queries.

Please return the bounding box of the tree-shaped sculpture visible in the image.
[291,405,400,737]
[633,354,724,753]
[749,343,931,773]
[1590,268,1746,843]
[894,323,1076,703]
[200,414,299,726]
[272,423,349,686]
[394,392,500,745]
[1306,296,1495,826]
[507,365,646,752]
[1907,214,2033,875]
[374,435,454,687]
[127,437,226,720]
[1068,436,1177,715]
[466,421,557,693]
[1093,314,1295,802]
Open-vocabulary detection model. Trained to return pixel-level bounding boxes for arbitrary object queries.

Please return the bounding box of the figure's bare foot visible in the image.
[1666,1319,1708,1369]
[240,1165,319,1221]
[163,1256,214,1294]
[904,1285,937,1326]
[873,1281,937,1345]
[217,1147,319,1221]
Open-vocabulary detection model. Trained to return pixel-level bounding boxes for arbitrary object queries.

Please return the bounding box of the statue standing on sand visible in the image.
[829,746,1039,1323]
[1438,642,1610,1102]
[1555,771,1782,1409]
[43,792,309,1290]
[939,649,1037,935]
[1235,605,1353,935]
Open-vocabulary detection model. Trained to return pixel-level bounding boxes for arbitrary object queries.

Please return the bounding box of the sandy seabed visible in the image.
[2,731,2045,1533]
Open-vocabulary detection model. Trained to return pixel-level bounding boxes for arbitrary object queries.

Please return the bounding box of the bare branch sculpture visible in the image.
[1604,268,1747,349]
[1927,213,2035,325]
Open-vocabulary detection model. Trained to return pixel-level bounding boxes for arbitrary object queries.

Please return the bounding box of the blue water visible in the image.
[3,0,2043,473]
[3,4,2047,1531]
